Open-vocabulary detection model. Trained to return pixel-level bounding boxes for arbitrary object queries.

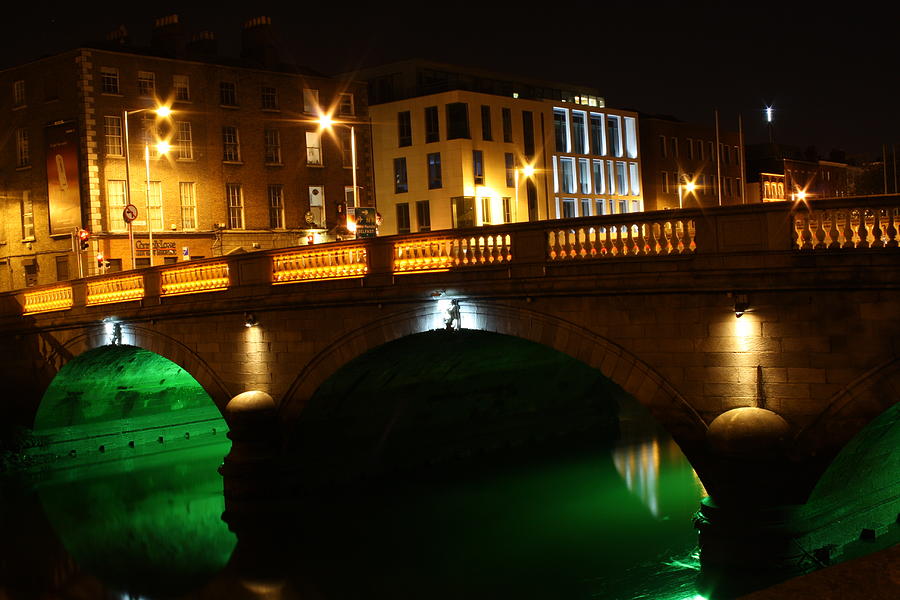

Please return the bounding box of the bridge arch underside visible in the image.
[284,328,695,489]
[27,344,228,464]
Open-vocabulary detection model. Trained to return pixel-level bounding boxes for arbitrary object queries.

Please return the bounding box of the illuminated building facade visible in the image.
[0,16,370,292]
[360,61,642,235]
[639,114,745,210]
[745,143,855,202]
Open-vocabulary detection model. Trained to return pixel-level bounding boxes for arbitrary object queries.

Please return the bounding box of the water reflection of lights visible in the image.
[613,437,707,517]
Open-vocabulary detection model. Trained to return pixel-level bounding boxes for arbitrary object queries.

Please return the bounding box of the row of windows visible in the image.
[395,200,431,234]
[102,116,352,167]
[658,171,743,197]
[553,157,641,197]
[397,103,517,147]
[553,108,638,159]
[105,180,345,231]
[556,197,643,219]
[658,135,741,165]
[393,150,521,194]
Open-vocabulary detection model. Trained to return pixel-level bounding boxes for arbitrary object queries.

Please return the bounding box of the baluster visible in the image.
[814,212,828,249]
[841,210,856,248]
[886,209,899,248]
[602,225,612,256]
[857,210,871,248]
[621,224,633,256]
[826,211,841,249]
[871,210,885,248]
[635,223,647,256]
[651,222,662,255]
[610,225,622,256]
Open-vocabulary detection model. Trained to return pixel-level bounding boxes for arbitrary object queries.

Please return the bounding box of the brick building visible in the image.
[639,114,745,210]
[0,16,371,291]
[745,143,855,202]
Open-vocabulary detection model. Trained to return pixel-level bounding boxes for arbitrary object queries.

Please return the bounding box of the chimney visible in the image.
[151,14,184,57]
[241,16,279,67]
[186,30,218,59]
[105,25,130,45]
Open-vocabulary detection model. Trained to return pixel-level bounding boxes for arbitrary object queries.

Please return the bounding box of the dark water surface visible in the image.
[1,429,708,600]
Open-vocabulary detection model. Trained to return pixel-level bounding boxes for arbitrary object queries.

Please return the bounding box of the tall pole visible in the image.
[893,143,898,194]
[715,109,723,206]
[884,144,889,194]
[144,143,155,267]
[123,109,136,270]
[738,114,747,204]
[350,125,358,230]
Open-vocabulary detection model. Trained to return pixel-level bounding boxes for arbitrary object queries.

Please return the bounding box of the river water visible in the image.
[0,425,711,600]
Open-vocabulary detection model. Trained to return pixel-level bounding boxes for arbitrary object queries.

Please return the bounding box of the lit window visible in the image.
[148,181,163,230]
[306,131,322,165]
[226,183,244,229]
[308,186,325,227]
[338,92,354,115]
[303,88,319,114]
[16,128,29,167]
[105,116,123,156]
[174,75,190,101]
[177,121,193,160]
[21,191,34,239]
[624,117,637,158]
[480,196,492,224]
[593,160,605,194]
[606,115,622,157]
[629,163,640,196]
[572,111,588,154]
[107,180,127,231]
[553,108,570,152]
[559,157,576,194]
[579,158,591,194]
[180,182,197,229]
[562,198,576,218]
[394,157,408,193]
[590,113,606,155]
[505,153,515,187]
[473,150,485,185]
[222,126,241,162]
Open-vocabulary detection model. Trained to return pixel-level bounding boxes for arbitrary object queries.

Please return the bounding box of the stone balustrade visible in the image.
[11,197,899,316]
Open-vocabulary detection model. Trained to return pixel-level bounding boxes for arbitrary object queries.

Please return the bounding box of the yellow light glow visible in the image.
[272,247,368,284]
[685,181,696,193]
[318,114,334,129]
[160,262,230,296]
[86,275,145,306]
[156,141,171,155]
[522,164,535,177]
[23,285,74,314]
[155,105,172,118]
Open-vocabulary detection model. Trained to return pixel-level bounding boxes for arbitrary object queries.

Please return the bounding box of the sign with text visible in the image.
[45,121,82,235]
[355,207,377,238]
[136,239,178,256]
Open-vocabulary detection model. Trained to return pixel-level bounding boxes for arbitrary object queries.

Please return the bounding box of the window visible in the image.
[616,162,628,195]
[607,161,616,194]
[660,171,670,194]
[579,158,591,194]
[562,198,576,218]
[425,106,440,142]
[100,67,119,94]
[16,128,29,167]
[480,196,492,225]
[148,181,163,231]
[398,111,412,147]
[473,150,484,185]
[394,157,408,193]
[502,197,513,223]
[138,71,155,97]
[572,111,588,154]
[697,140,704,160]
[340,130,353,167]
[226,184,244,228]
[261,85,278,110]
[659,135,667,157]
[606,115,621,157]
[105,116,123,156]
[180,182,197,229]
[56,256,70,281]
[25,262,37,287]
[264,129,282,164]
[220,81,238,106]
[522,111,535,158]
[505,153,515,187]
[338,93,354,115]
[590,114,606,155]
[176,121,193,159]
[13,80,25,107]
[107,180,127,231]
[309,186,325,226]
[669,137,678,158]
[502,107,513,142]
[629,163,641,196]
[593,160,606,194]
[427,152,442,189]
[451,196,476,228]
[624,117,637,158]
[303,88,319,114]
[174,75,190,101]
[21,191,34,240]
[708,141,714,162]
[416,200,431,232]
[396,203,411,234]
[446,102,470,139]
[581,198,591,217]
[686,138,694,160]
[268,184,284,228]
[306,131,322,165]
[481,105,492,141]
[345,186,357,209]
[559,157,575,194]
[222,126,241,161]
[553,108,570,152]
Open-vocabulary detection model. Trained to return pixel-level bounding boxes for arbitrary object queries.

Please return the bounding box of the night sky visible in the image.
[2,2,896,161]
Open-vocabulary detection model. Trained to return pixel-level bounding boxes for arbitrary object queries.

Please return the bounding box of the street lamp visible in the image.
[318,113,358,236]
[123,104,172,268]
[514,164,535,222]
[678,180,696,209]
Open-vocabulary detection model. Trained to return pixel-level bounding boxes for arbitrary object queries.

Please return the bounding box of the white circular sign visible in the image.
[123,204,138,223]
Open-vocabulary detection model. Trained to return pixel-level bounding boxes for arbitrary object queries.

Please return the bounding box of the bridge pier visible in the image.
[221,391,282,500]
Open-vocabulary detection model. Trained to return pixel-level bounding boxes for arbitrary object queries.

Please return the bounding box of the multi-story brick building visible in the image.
[356,60,643,235]
[639,114,745,210]
[745,143,856,202]
[0,16,371,291]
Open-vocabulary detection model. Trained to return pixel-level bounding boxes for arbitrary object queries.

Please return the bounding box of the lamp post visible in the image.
[514,164,535,222]
[123,104,172,268]
[318,114,358,236]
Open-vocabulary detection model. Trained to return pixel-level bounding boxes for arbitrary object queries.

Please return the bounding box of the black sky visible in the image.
[2,2,896,159]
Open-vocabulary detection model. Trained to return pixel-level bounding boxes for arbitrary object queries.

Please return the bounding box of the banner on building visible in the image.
[45,121,82,236]
[355,207,377,238]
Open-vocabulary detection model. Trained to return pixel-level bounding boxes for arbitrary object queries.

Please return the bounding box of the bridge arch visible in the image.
[280,300,708,446]
[33,323,233,414]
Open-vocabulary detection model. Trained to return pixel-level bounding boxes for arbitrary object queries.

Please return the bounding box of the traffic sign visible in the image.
[123,204,138,223]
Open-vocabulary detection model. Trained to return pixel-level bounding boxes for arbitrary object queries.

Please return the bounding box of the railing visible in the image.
[393,233,512,273]
[547,216,696,260]
[23,285,74,315]
[9,197,900,317]
[793,205,900,250]
[160,262,230,296]
[86,274,144,306]
[272,245,368,284]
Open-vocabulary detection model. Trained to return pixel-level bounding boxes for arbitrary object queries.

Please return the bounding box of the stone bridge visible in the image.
[1,197,898,575]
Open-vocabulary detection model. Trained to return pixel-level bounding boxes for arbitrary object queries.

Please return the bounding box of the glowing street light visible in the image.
[513,163,536,222]
[678,179,696,209]
[123,104,173,268]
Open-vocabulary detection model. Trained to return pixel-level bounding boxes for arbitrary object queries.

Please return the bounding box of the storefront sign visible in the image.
[135,240,178,256]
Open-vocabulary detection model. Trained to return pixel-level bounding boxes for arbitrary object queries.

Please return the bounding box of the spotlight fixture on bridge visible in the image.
[244,312,258,328]
[733,294,750,318]
[103,317,122,345]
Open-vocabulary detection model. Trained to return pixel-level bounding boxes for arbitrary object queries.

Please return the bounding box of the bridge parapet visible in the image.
[7,197,899,319]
